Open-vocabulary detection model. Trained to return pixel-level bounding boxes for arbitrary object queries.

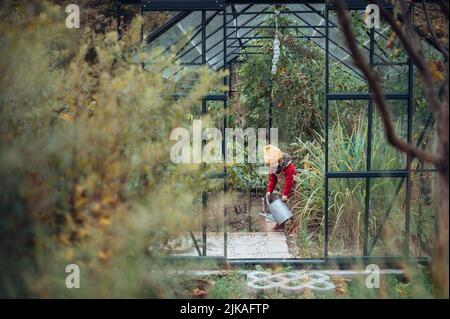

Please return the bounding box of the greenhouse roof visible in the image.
[133,0,402,79]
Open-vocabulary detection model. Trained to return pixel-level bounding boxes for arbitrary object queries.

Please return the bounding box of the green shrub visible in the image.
[0,1,225,297]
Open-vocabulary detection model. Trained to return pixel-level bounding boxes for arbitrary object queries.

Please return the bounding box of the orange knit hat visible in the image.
[263,144,283,165]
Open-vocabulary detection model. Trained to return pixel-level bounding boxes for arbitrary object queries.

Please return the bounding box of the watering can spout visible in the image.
[259,212,277,222]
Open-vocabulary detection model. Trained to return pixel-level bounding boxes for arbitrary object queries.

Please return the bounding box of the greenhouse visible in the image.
[114,0,440,266]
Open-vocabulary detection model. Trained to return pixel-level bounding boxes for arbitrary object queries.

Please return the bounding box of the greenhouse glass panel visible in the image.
[368,177,406,257]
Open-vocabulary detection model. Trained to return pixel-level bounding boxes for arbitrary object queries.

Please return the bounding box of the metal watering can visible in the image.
[260,195,293,225]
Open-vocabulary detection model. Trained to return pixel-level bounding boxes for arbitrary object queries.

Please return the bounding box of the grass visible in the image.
[208,273,248,299]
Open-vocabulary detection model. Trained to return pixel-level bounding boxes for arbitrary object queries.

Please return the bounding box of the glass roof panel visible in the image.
[147,11,199,53]
[143,3,413,79]
[212,4,272,69]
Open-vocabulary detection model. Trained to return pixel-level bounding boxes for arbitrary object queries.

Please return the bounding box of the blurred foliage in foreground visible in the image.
[0,1,225,297]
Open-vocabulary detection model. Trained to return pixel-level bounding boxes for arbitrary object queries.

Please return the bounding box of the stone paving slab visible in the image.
[171,232,292,259]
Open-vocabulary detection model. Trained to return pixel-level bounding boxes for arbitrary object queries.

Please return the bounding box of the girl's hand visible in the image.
[281,195,288,202]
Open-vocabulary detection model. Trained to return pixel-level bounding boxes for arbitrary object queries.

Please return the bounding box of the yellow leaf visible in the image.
[92,202,102,214]
[58,234,71,245]
[303,288,315,299]
[271,265,284,273]
[97,249,111,261]
[107,162,122,175]
[74,196,88,210]
[336,286,347,295]
[60,113,74,122]
[98,216,111,227]
[332,276,350,296]
[75,227,89,239]
[386,31,397,49]
[429,61,445,82]
[75,184,85,195]
[102,195,116,206]
[65,248,76,261]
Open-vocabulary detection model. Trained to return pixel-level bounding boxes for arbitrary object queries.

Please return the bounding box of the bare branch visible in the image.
[331,0,443,165]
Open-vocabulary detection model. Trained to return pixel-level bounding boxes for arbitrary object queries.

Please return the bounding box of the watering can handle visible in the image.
[266,192,280,206]
[265,192,271,206]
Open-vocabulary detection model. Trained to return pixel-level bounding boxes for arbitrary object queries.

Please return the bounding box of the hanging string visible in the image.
[269,9,281,142]
[271,9,281,75]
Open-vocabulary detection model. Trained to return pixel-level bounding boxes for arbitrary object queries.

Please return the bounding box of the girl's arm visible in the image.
[282,164,296,197]
[267,173,278,193]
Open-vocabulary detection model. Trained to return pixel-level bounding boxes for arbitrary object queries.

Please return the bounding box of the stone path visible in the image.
[173,231,291,259]
[171,213,292,259]
[169,209,293,258]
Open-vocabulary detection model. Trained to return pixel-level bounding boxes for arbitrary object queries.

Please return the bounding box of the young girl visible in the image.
[263,144,298,235]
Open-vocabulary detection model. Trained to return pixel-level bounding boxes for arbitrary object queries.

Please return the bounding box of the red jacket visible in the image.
[267,162,296,197]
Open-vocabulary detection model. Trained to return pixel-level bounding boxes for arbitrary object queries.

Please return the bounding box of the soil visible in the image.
[175,279,212,299]
[227,192,265,232]
[205,192,266,232]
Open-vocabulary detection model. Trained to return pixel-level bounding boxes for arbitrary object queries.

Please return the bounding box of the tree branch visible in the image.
[331,0,443,165]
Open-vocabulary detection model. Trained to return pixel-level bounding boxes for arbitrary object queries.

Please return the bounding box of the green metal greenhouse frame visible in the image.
[115,0,441,267]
